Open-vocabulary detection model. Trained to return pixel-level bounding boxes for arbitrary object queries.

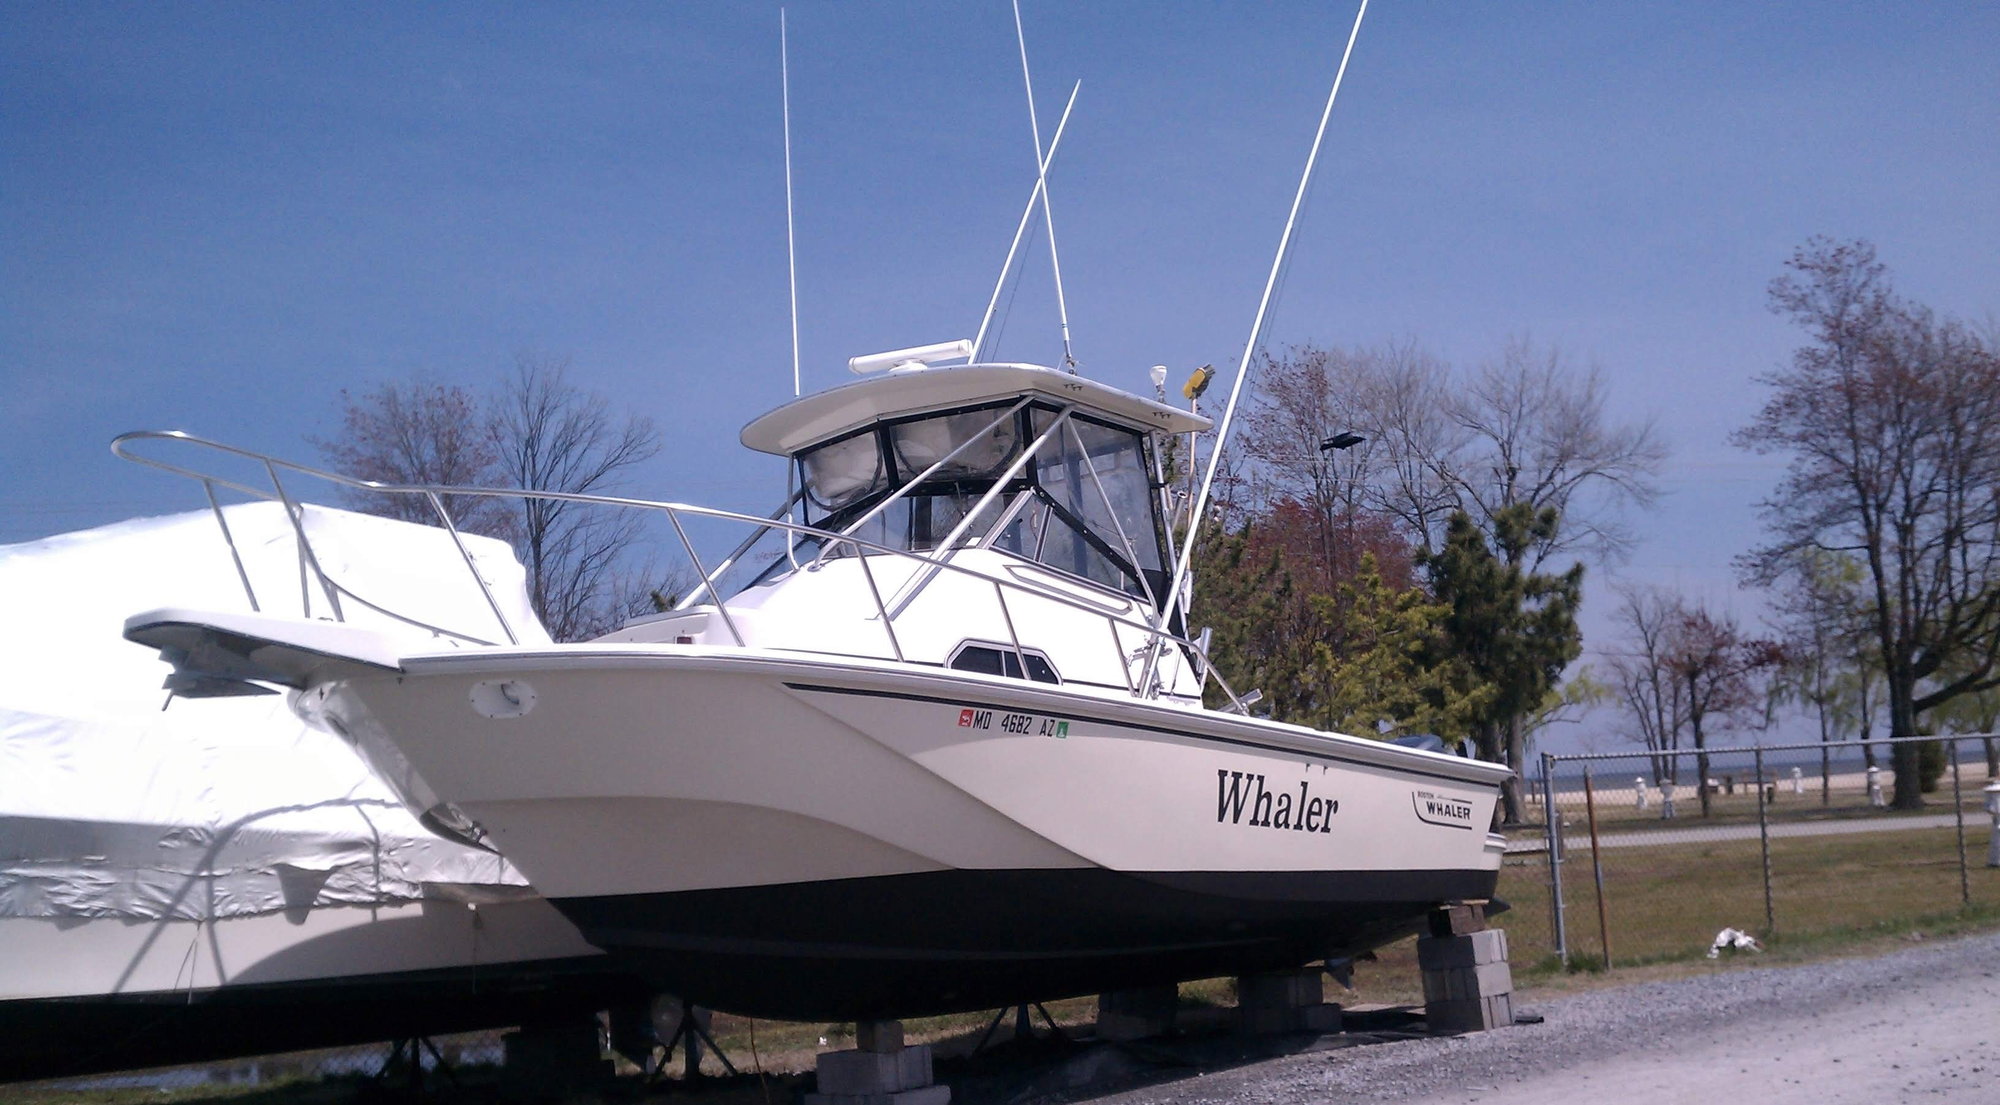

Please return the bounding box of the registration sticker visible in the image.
[956,707,1068,738]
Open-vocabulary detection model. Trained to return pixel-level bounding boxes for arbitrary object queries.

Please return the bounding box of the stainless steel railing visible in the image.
[112,430,1250,709]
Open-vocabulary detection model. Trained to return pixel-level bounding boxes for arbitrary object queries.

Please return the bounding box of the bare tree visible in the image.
[314,379,512,535]
[1736,238,2000,809]
[318,356,666,642]
[1426,339,1668,569]
[493,353,663,641]
[1607,585,1691,786]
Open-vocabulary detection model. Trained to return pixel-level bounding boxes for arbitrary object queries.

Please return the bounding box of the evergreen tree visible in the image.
[1420,504,1583,824]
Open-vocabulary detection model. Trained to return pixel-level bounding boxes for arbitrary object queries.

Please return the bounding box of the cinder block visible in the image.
[1426,996,1496,1034]
[857,1020,904,1053]
[1099,983,1179,1016]
[817,1050,897,1096]
[1096,985,1178,1041]
[1416,928,1508,969]
[1235,1006,1299,1036]
[1238,968,1325,1010]
[896,1045,932,1089]
[803,1086,951,1105]
[1420,960,1512,1003]
[1427,988,1514,1034]
[1300,1003,1344,1033]
[816,1045,933,1096]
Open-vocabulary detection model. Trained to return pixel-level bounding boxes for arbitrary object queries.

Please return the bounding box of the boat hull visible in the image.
[314,647,1510,1021]
[0,901,643,1083]
[555,865,1495,1021]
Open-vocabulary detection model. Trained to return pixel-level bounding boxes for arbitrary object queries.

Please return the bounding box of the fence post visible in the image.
[1583,765,1611,971]
[1755,746,1774,934]
[1542,752,1567,966]
[1952,737,1971,908]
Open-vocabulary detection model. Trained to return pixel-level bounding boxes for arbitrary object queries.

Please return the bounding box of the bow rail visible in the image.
[112,430,1251,711]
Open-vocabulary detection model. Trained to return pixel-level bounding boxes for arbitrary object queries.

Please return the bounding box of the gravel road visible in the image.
[1094,928,2000,1104]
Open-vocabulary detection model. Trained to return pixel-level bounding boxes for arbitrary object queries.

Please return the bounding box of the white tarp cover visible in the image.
[0,503,553,921]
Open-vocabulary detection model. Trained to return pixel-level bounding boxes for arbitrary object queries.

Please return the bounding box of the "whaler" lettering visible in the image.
[1215,770,1338,833]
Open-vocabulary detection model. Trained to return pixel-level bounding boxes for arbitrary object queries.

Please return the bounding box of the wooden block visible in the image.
[1427,902,1489,937]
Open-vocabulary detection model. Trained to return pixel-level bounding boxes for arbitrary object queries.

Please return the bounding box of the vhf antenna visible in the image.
[782,8,801,397]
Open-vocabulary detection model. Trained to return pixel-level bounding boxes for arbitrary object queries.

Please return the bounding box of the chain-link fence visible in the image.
[1510,733,2000,969]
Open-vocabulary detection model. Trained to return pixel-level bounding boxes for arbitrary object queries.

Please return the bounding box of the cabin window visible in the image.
[947,642,1061,684]
[890,406,1021,481]
[782,402,1170,607]
[800,429,888,511]
[842,490,1011,554]
[1013,411,1166,599]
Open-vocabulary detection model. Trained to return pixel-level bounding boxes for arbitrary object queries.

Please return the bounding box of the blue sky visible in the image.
[5,2,1996,748]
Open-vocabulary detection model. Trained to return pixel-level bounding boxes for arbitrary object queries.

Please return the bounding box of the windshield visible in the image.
[767,402,1169,604]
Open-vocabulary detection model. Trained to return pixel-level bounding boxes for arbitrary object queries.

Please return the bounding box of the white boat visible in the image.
[119,353,1510,1023]
[0,508,641,1082]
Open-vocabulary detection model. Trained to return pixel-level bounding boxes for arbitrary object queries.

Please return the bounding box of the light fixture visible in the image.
[1319,432,1364,452]
[1182,364,1215,401]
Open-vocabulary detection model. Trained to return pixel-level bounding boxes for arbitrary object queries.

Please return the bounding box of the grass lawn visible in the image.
[1500,823,2000,970]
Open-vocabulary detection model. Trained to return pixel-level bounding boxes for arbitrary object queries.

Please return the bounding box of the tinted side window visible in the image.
[948,644,1059,684]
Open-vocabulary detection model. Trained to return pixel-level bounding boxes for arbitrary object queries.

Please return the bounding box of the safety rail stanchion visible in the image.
[1108,622,1135,693]
[663,506,744,647]
[994,580,1031,679]
[265,462,345,621]
[1755,746,1775,933]
[425,490,518,646]
[676,491,806,613]
[853,548,904,662]
[202,478,261,612]
[1543,752,1567,966]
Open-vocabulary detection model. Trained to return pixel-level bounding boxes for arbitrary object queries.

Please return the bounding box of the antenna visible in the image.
[970,82,1080,364]
[1012,0,1076,372]
[1161,0,1371,637]
[782,8,801,397]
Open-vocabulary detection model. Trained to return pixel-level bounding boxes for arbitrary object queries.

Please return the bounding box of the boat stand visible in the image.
[972,1003,1069,1053]
[646,1000,739,1083]
[374,1036,460,1093]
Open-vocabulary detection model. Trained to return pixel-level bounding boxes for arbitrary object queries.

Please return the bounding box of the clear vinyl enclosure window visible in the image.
[784,402,1168,603]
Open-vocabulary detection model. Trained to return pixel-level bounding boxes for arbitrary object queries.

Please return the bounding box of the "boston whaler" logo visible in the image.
[1411,788,1477,829]
[1215,770,1339,833]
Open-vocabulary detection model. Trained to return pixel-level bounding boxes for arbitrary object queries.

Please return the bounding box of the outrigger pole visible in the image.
[1160,0,1370,626]
[970,82,1080,366]
[1012,0,1077,372]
